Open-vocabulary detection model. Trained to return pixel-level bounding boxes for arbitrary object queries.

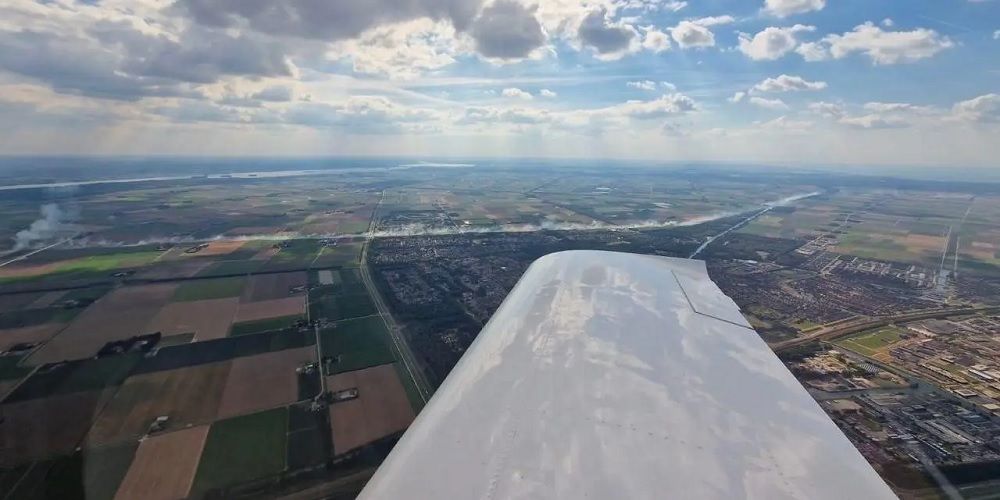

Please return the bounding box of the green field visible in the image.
[835,327,906,356]
[191,407,289,496]
[309,291,376,323]
[311,243,363,268]
[229,315,304,336]
[1,251,164,284]
[7,353,141,402]
[172,277,245,301]
[319,316,394,374]
[0,443,137,500]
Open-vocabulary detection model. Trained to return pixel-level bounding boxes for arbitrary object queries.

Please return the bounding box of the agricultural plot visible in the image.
[28,284,177,364]
[241,271,308,302]
[229,315,303,336]
[0,323,67,352]
[0,389,113,466]
[6,354,141,403]
[113,425,209,500]
[172,276,245,301]
[0,442,136,500]
[286,402,330,469]
[319,316,394,375]
[260,240,323,272]
[135,330,314,373]
[86,361,231,446]
[190,407,288,496]
[326,363,415,455]
[312,242,364,268]
[216,346,315,419]
[0,250,164,284]
[143,297,239,341]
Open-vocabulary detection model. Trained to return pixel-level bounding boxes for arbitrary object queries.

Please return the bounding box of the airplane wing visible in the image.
[359,250,896,499]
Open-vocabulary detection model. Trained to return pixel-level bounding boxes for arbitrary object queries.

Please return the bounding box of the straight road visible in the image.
[359,191,433,405]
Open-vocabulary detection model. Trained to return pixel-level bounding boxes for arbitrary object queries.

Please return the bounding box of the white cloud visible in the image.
[539,88,557,98]
[501,87,534,99]
[838,114,907,129]
[627,80,657,91]
[952,93,1000,122]
[795,41,828,61]
[994,30,1000,40]
[821,22,954,65]
[668,16,733,49]
[660,81,677,91]
[737,25,815,61]
[662,1,688,12]
[881,18,894,28]
[751,74,827,93]
[728,91,746,103]
[763,0,825,18]
[749,96,789,110]
[808,101,845,118]
[641,28,672,53]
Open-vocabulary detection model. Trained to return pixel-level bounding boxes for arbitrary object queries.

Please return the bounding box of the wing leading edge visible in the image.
[360,250,895,499]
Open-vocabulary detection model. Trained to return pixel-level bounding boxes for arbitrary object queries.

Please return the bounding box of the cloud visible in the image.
[838,114,907,129]
[737,25,815,61]
[749,96,789,110]
[577,8,639,59]
[539,88,557,98]
[794,41,828,61]
[252,86,293,102]
[627,80,657,91]
[993,30,1000,40]
[284,96,440,133]
[641,28,672,53]
[820,22,954,65]
[333,19,459,79]
[470,1,545,59]
[668,16,734,49]
[728,92,746,103]
[808,101,845,118]
[501,87,533,99]
[751,74,827,93]
[176,0,484,41]
[763,0,825,17]
[952,93,1000,122]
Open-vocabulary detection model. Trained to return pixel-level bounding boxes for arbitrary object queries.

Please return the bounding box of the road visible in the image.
[771,306,1000,353]
[359,191,433,406]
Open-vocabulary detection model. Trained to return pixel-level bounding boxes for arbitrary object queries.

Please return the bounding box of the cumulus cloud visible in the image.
[627,80,657,91]
[795,41,828,61]
[737,25,815,60]
[641,28,672,53]
[501,87,533,100]
[751,74,827,93]
[176,0,484,41]
[470,1,545,59]
[728,92,746,103]
[334,19,459,79]
[952,93,1000,122]
[808,101,845,118]
[763,0,825,17]
[577,8,639,59]
[819,22,954,65]
[539,88,557,98]
[749,96,789,110]
[668,17,733,49]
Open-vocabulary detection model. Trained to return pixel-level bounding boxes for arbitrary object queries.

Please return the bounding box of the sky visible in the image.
[0,0,998,167]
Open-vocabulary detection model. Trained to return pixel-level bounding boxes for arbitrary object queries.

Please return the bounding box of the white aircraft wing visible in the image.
[360,250,896,499]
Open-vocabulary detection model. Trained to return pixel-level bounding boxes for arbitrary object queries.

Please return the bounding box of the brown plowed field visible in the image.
[241,271,308,302]
[87,362,231,447]
[28,284,177,364]
[216,346,315,419]
[234,296,305,323]
[0,323,65,351]
[326,364,415,455]
[0,389,112,466]
[113,425,209,500]
[144,297,239,341]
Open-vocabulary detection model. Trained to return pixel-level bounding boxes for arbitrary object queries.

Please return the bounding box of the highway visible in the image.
[770,305,1000,353]
[359,191,433,406]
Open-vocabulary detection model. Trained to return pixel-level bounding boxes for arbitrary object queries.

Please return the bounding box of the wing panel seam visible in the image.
[670,270,753,330]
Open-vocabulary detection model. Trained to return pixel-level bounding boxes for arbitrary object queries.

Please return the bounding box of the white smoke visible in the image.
[13,203,77,251]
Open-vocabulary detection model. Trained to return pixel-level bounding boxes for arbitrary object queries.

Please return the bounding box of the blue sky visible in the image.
[0,0,997,167]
